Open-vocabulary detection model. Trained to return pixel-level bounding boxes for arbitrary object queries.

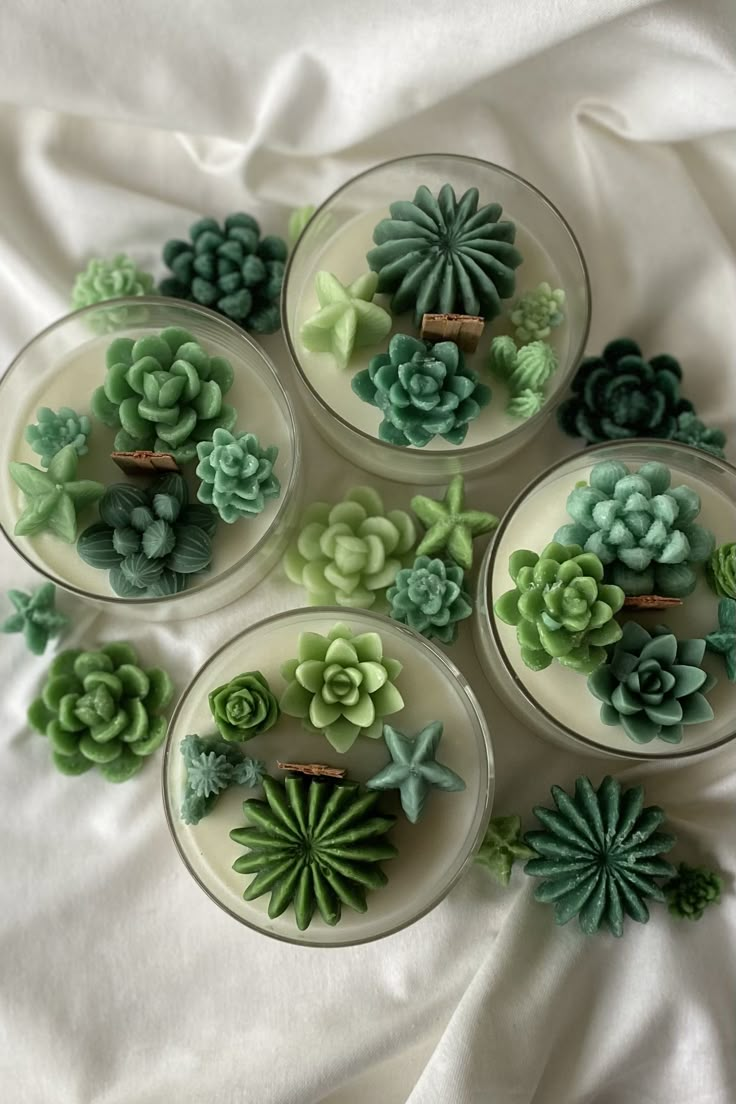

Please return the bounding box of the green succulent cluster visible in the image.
[488,335,559,419]
[208,671,280,741]
[180,733,266,825]
[24,407,91,470]
[28,642,173,781]
[510,282,565,344]
[195,428,280,523]
[91,327,236,464]
[388,555,472,645]
[71,254,155,332]
[494,542,625,674]
[671,412,727,459]
[664,863,722,921]
[707,542,736,599]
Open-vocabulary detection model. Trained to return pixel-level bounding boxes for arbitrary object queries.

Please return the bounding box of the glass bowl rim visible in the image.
[281,151,592,457]
[478,437,736,761]
[161,604,496,948]
[0,295,302,607]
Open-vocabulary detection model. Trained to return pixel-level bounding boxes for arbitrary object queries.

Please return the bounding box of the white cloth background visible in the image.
[1,2,735,1101]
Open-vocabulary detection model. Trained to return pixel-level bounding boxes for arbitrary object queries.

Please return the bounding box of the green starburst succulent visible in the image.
[195,428,281,523]
[1,582,68,655]
[524,775,677,936]
[664,863,722,921]
[387,555,472,645]
[707,542,736,599]
[280,622,404,752]
[24,407,91,470]
[411,474,498,571]
[230,775,398,929]
[494,542,625,674]
[10,444,105,544]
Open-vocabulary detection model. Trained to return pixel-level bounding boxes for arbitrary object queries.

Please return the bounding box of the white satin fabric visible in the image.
[1,3,735,1101]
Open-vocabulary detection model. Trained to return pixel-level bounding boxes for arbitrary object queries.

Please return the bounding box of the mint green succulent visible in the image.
[280,622,404,753]
[300,272,392,370]
[411,474,498,571]
[707,542,736,599]
[283,486,416,608]
[10,444,105,544]
[91,328,236,465]
[2,582,68,655]
[195,428,280,523]
[25,407,91,469]
[510,282,565,344]
[555,460,715,597]
[388,555,472,645]
[71,254,155,332]
[705,598,736,681]
[488,335,558,418]
[475,815,535,885]
[494,541,625,674]
[288,204,316,247]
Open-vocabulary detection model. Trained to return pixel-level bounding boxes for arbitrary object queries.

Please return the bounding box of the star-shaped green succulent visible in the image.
[9,444,105,544]
[411,475,498,571]
[705,598,736,681]
[475,815,535,885]
[300,271,392,370]
[1,582,69,655]
[365,721,465,823]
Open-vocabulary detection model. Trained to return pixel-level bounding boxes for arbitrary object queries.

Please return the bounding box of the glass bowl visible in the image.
[282,153,590,484]
[163,607,495,946]
[474,440,736,760]
[0,297,302,620]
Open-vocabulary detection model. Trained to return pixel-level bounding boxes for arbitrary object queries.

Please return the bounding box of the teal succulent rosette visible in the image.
[195,428,280,523]
[208,671,280,742]
[25,407,91,469]
[387,555,472,645]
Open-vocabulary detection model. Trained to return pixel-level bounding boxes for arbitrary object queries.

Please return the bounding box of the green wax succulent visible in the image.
[287,205,316,248]
[707,542,736,599]
[280,622,404,753]
[160,214,286,334]
[387,555,472,646]
[367,182,522,326]
[9,444,105,544]
[411,474,498,571]
[2,582,68,655]
[208,671,280,741]
[27,642,174,780]
[475,815,535,885]
[352,333,491,448]
[195,428,280,523]
[179,733,266,825]
[283,486,416,609]
[555,460,715,597]
[365,721,465,824]
[524,775,677,936]
[24,407,91,469]
[300,272,392,370]
[510,282,565,344]
[71,254,155,332]
[91,327,236,465]
[664,863,722,921]
[671,411,727,459]
[705,598,736,681]
[488,335,558,418]
[230,775,398,930]
[77,473,216,599]
[588,622,716,745]
[494,542,625,674]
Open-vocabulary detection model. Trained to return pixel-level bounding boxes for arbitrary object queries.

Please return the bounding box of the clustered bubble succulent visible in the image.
[488,335,558,419]
[494,541,625,674]
[24,407,91,469]
[387,555,472,645]
[71,254,155,332]
[510,282,565,344]
[180,733,266,825]
[208,671,280,741]
[195,428,281,523]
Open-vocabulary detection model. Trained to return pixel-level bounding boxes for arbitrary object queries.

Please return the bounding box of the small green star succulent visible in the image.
[475,815,535,885]
[24,407,91,470]
[10,444,105,544]
[510,282,565,344]
[365,721,465,823]
[208,671,280,741]
[664,863,722,921]
[1,582,68,655]
[195,428,281,523]
[387,555,472,645]
[707,542,736,599]
[705,598,736,681]
[411,475,498,571]
[300,272,392,370]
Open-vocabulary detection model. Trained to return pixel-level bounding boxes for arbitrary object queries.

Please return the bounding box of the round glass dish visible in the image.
[282,153,590,485]
[0,297,301,620]
[474,440,736,760]
[163,607,494,947]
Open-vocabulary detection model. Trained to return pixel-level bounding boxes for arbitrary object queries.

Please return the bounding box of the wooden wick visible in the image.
[277,761,347,779]
[111,450,180,476]
[421,313,485,353]
[623,595,683,610]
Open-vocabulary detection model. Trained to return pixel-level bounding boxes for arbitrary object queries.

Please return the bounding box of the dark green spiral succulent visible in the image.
[230,775,398,929]
[77,473,216,599]
[367,182,522,325]
[524,775,677,936]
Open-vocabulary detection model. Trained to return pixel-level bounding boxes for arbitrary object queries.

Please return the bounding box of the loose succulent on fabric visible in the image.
[352,334,491,448]
[27,642,173,781]
[280,623,403,753]
[230,775,398,929]
[705,598,736,681]
[71,254,155,332]
[367,182,522,326]
[707,542,736,599]
[208,671,280,741]
[91,328,236,464]
[664,862,722,921]
[555,460,715,597]
[494,542,625,674]
[524,775,676,936]
[160,214,286,334]
[365,721,465,824]
[671,412,727,459]
[510,282,565,344]
[300,272,392,370]
[1,582,68,655]
[588,622,716,744]
[475,815,535,885]
[388,555,472,646]
[77,473,216,599]
[283,486,416,609]
[179,733,266,825]
[557,338,694,445]
[411,474,498,571]
[195,428,280,523]
[24,407,91,469]
[10,444,105,544]
[288,205,316,248]
[488,335,558,419]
